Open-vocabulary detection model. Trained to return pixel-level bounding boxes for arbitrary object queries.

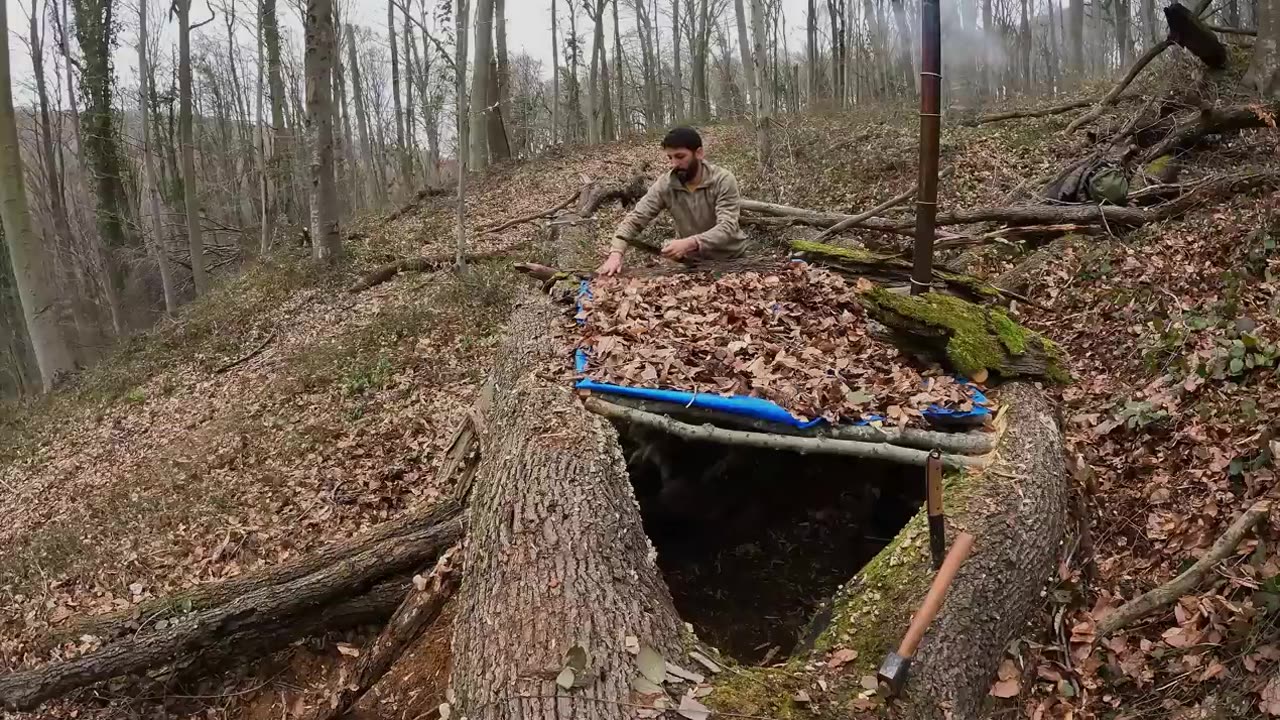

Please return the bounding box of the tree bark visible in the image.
[470,0,494,168]
[0,0,76,390]
[456,0,471,268]
[263,0,292,227]
[138,0,179,314]
[552,0,560,143]
[348,30,376,203]
[900,382,1067,719]
[389,0,410,189]
[1247,0,1280,94]
[448,183,685,720]
[306,0,343,261]
[177,0,207,296]
[29,3,85,333]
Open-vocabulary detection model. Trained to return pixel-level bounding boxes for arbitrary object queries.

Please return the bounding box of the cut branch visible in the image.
[596,394,997,454]
[306,545,461,720]
[815,169,953,240]
[582,397,988,469]
[476,188,583,235]
[1096,501,1271,637]
[965,98,1096,126]
[1065,39,1173,134]
[214,332,276,374]
[347,250,513,293]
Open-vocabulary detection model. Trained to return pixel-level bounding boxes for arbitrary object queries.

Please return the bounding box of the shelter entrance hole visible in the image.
[614,421,925,665]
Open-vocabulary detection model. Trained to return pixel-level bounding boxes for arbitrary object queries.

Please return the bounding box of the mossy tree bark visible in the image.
[448,179,687,720]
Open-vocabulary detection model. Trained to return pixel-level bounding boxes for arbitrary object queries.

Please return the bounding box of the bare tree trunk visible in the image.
[71,0,129,333]
[552,0,560,143]
[455,0,470,268]
[587,0,601,143]
[403,6,419,182]
[672,0,684,119]
[751,0,772,171]
[138,0,179,313]
[1247,0,1280,94]
[0,0,76,389]
[333,9,356,215]
[1069,0,1084,76]
[389,0,410,189]
[470,0,494,168]
[257,0,273,254]
[305,0,342,260]
[735,0,756,111]
[495,0,512,156]
[348,30,376,203]
[262,0,292,228]
[613,0,624,135]
[177,0,207,296]
[485,55,512,158]
[29,1,84,332]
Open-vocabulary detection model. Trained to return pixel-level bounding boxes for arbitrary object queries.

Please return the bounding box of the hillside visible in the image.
[3,55,1280,719]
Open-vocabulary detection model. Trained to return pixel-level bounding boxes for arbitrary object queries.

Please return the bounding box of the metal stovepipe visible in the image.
[911,0,942,295]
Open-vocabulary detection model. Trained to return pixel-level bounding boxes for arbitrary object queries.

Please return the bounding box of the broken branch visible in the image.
[214,332,276,374]
[306,545,461,720]
[1066,39,1173,134]
[1096,501,1271,636]
[816,168,954,240]
[582,397,988,469]
[477,188,584,235]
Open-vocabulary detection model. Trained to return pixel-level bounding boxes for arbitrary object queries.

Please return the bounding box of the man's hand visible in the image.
[661,236,700,261]
[597,251,624,276]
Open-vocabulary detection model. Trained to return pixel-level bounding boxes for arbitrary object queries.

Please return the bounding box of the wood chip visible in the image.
[688,651,722,674]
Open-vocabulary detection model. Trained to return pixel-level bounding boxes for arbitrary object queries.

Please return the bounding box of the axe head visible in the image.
[877,651,913,697]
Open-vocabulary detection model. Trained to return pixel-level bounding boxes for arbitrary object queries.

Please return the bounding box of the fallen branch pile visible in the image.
[4,500,466,712]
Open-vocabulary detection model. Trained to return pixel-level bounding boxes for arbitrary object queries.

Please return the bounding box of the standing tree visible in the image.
[455,0,471,268]
[305,0,342,259]
[751,0,772,171]
[551,0,560,143]
[469,0,494,167]
[139,0,179,313]
[1069,0,1084,76]
[734,0,755,111]
[672,0,683,119]
[389,0,410,188]
[0,0,76,389]
[1247,0,1280,95]
[262,0,292,228]
[177,0,207,296]
[348,29,377,200]
[71,0,130,332]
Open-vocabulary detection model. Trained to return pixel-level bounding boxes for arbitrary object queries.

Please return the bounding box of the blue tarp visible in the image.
[572,279,991,429]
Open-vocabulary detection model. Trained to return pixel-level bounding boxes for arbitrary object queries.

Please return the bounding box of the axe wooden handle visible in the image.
[897,531,975,658]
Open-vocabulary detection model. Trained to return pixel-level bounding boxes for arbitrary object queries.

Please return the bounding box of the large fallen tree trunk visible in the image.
[448,177,688,720]
[0,516,464,711]
[1141,104,1278,163]
[900,381,1068,719]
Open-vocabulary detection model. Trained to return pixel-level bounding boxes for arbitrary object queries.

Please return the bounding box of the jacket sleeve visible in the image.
[609,179,667,255]
[693,173,742,255]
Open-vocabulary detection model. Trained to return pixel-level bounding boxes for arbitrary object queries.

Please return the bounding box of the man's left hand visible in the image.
[661,237,700,261]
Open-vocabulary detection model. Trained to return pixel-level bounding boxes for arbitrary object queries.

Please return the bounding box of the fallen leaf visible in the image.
[677,695,711,720]
[827,647,859,669]
[638,644,667,685]
[990,678,1020,699]
[556,667,575,690]
[625,635,641,655]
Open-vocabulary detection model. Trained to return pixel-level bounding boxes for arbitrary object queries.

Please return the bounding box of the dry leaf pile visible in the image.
[576,262,988,426]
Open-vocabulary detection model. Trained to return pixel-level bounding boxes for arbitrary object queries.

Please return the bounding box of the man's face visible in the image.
[664,146,704,182]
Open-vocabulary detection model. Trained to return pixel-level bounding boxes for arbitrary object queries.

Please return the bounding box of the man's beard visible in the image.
[676,159,701,183]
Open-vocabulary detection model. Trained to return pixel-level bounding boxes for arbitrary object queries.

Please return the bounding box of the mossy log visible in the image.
[705,382,1068,720]
[789,240,1009,304]
[859,288,1071,384]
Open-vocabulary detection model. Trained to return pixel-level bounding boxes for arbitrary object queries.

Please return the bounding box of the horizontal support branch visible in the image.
[583,397,988,469]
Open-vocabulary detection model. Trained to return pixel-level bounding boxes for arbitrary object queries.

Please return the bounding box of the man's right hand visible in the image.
[597,251,623,277]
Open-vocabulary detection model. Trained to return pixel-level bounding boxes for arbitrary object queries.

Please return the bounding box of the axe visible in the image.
[877,531,975,697]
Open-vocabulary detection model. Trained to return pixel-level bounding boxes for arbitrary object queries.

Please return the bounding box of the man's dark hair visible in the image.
[661,126,702,151]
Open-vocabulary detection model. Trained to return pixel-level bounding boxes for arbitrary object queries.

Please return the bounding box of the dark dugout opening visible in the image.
[614,420,926,665]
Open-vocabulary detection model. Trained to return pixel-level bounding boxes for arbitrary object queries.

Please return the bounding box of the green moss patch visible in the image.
[861,288,1071,384]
